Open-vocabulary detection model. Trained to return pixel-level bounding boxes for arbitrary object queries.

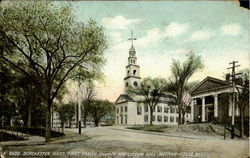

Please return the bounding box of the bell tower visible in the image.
[124,31,141,92]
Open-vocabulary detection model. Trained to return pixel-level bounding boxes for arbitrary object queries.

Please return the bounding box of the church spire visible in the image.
[124,31,141,92]
[128,31,137,58]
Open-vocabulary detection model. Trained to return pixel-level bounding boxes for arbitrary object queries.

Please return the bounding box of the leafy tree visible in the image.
[127,77,169,126]
[235,69,249,138]
[55,102,74,132]
[81,82,95,128]
[169,52,204,124]
[0,61,17,127]
[87,100,114,127]
[0,2,107,141]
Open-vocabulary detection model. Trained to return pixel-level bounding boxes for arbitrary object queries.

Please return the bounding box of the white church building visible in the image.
[115,37,191,126]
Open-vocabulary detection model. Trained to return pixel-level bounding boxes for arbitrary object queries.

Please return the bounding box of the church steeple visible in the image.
[124,31,141,92]
[128,31,137,65]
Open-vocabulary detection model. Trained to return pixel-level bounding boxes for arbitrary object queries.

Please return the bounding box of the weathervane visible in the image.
[128,31,136,45]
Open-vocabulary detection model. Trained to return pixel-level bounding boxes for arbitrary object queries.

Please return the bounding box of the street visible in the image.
[2,126,249,158]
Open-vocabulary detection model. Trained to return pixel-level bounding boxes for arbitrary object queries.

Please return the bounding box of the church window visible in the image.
[164,107,169,113]
[125,106,127,112]
[144,115,148,122]
[157,115,162,122]
[137,105,142,115]
[116,108,119,113]
[170,116,174,122]
[127,70,129,75]
[164,116,168,122]
[134,81,138,87]
[126,82,129,87]
[133,70,136,75]
[144,105,148,112]
[121,106,123,113]
[157,106,162,112]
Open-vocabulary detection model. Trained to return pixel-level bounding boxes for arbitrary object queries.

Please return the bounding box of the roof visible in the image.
[129,44,135,52]
[115,92,174,105]
[115,94,135,104]
[190,76,232,96]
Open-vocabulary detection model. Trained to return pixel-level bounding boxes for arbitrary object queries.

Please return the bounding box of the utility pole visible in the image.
[227,61,241,139]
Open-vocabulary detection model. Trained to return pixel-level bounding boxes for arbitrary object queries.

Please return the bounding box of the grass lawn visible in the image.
[0,131,25,141]
[127,123,241,139]
[127,125,169,133]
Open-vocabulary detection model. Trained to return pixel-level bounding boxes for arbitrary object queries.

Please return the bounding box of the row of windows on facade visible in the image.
[116,105,178,115]
[144,115,178,123]
[117,115,178,124]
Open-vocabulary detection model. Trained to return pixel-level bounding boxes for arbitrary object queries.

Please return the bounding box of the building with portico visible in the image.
[189,76,245,123]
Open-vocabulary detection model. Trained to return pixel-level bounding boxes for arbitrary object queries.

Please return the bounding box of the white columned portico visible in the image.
[191,99,194,122]
[201,97,205,122]
[213,94,218,117]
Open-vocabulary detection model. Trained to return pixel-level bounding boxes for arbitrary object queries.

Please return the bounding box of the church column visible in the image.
[201,96,205,122]
[190,99,194,122]
[213,94,218,117]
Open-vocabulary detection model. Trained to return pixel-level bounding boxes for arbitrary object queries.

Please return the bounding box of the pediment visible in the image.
[191,76,231,95]
[115,94,134,104]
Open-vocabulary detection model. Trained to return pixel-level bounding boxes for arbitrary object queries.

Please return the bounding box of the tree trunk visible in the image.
[61,121,64,133]
[240,108,244,138]
[69,118,72,128]
[224,123,226,140]
[45,100,52,142]
[83,114,87,128]
[178,104,182,124]
[94,119,99,127]
[150,106,153,126]
[27,103,31,128]
[182,110,185,124]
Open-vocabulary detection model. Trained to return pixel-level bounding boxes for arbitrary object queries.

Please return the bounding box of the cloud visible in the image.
[137,28,162,47]
[164,22,189,37]
[136,22,189,47]
[220,23,241,36]
[109,32,123,43]
[187,29,214,41]
[101,16,142,30]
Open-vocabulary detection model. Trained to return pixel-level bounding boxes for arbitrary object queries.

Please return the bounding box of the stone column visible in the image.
[201,96,205,122]
[213,94,218,117]
[191,99,194,122]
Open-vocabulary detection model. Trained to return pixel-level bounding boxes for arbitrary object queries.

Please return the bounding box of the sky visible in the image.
[68,1,249,102]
